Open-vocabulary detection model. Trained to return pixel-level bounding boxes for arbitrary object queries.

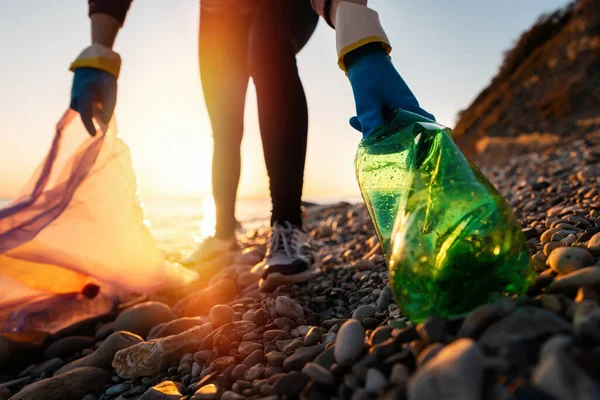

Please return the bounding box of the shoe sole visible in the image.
[258,259,321,292]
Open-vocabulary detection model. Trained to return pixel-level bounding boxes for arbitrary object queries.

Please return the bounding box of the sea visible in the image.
[0,194,358,256]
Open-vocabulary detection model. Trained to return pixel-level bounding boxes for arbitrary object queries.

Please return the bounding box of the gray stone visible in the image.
[149,317,207,340]
[479,307,571,350]
[588,232,600,253]
[55,331,142,375]
[139,381,183,400]
[44,336,95,359]
[30,357,64,376]
[408,339,485,400]
[232,364,248,381]
[540,335,574,359]
[283,344,326,371]
[209,305,234,328]
[238,341,262,356]
[365,368,387,394]
[105,383,128,396]
[302,362,335,386]
[10,367,110,400]
[533,351,600,400]
[334,319,365,366]
[210,356,236,372]
[266,351,286,367]
[242,349,264,368]
[377,287,393,310]
[275,296,304,320]
[457,304,507,340]
[115,302,176,339]
[369,326,393,346]
[547,247,594,275]
[282,339,304,353]
[270,372,310,395]
[389,364,409,389]
[548,267,600,291]
[416,316,446,344]
[352,305,376,321]
[573,300,600,342]
[303,327,322,347]
[245,363,265,381]
[322,332,336,345]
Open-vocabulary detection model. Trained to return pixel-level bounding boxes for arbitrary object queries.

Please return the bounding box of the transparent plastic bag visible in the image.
[0,110,197,333]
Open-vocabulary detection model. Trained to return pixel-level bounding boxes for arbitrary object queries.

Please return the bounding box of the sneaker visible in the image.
[180,236,239,266]
[257,222,319,292]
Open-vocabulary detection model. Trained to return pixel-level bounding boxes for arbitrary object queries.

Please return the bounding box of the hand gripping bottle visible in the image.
[355,109,535,322]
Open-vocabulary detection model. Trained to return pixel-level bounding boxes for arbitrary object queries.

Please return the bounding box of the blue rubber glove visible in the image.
[70,67,117,136]
[346,43,435,138]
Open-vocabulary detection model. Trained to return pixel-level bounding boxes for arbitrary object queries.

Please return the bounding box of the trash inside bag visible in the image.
[0,110,197,334]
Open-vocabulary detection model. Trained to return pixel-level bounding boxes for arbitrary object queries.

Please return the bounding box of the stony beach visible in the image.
[1,137,600,400]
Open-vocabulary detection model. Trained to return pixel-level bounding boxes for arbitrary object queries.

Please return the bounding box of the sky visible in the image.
[0,0,571,200]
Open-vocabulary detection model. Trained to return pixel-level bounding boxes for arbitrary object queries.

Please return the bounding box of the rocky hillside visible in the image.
[453,0,600,163]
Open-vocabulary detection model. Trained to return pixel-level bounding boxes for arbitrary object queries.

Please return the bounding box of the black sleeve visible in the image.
[89,0,133,26]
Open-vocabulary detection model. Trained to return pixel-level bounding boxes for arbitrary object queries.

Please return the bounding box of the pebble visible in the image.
[283,344,326,371]
[114,302,176,339]
[210,356,236,372]
[238,341,262,356]
[588,232,600,252]
[44,336,95,359]
[416,316,446,344]
[408,339,485,400]
[389,363,409,389]
[303,327,322,347]
[208,305,235,328]
[364,368,387,394]
[547,247,594,274]
[245,363,265,381]
[548,266,600,291]
[335,319,365,366]
[266,351,286,367]
[275,296,304,320]
[193,383,219,400]
[241,349,264,368]
[352,305,377,321]
[302,362,335,386]
[376,287,393,310]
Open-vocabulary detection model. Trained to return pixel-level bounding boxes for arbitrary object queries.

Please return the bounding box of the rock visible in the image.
[532,252,549,272]
[174,279,238,317]
[283,344,326,371]
[55,331,142,375]
[192,362,202,377]
[210,356,236,371]
[588,232,600,253]
[235,246,265,265]
[232,364,248,381]
[149,317,207,340]
[44,336,95,359]
[533,351,600,400]
[94,322,115,340]
[573,300,600,342]
[238,341,262,356]
[29,357,64,376]
[209,305,235,328]
[335,319,365,366]
[237,271,260,288]
[416,316,446,344]
[365,368,387,394]
[322,332,336,345]
[408,339,485,400]
[115,302,176,339]
[540,335,573,359]
[253,309,270,326]
[264,330,287,341]
[105,383,128,396]
[242,349,264,368]
[275,296,304,320]
[303,328,322,347]
[245,363,265,380]
[547,247,594,275]
[457,304,507,340]
[389,364,409,389]
[352,305,377,321]
[548,267,600,291]
[313,346,336,370]
[112,324,214,378]
[139,381,185,400]
[271,372,310,395]
[205,321,257,351]
[479,307,572,351]
[267,351,286,367]
[302,362,335,386]
[193,383,219,400]
[10,367,110,400]
[377,287,393,310]
[221,391,245,400]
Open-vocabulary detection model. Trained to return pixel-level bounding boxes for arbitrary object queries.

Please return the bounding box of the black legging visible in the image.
[199,1,318,238]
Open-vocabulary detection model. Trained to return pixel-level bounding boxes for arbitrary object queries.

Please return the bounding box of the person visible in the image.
[69,0,433,290]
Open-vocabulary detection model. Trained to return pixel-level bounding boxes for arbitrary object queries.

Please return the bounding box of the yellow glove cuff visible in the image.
[69,44,122,78]
[335,2,392,72]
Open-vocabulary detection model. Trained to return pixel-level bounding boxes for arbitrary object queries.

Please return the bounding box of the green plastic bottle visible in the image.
[355,109,535,322]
